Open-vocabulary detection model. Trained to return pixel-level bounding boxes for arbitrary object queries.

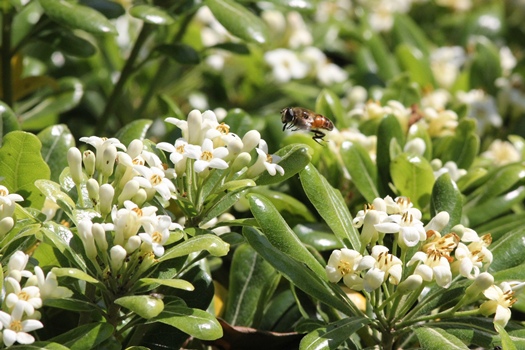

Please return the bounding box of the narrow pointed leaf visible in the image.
[38,124,75,183]
[159,234,229,262]
[466,186,525,227]
[430,173,462,233]
[115,295,165,319]
[48,322,114,349]
[300,164,361,251]
[434,118,479,169]
[300,317,371,350]
[315,89,345,126]
[248,193,327,279]
[495,323,518,350]
[488,227,525,271]
[52,267,103,286]
[114,119,152,146]
[341,141,379,203]
[39,0,117,35]
[138,278,194,291]
[255,143,311,186]
[129,5,175,25]
[390,153,435,209]
[223,243,279,326]
[376,115,405,196]
[206,0,268,44]
[0,131,50,209]
[414,327,470,349]
[0,102,20,145]
[395,43,435,88]
[243,227,354,316]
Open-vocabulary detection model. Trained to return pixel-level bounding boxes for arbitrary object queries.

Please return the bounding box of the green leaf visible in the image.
[39,0,117,35]
[247,193,327,279]
[138,278,194,291]
[0,131,50,208]
[243,226,354,316]
[44,297,97,312]
[157,44,201,65]
[468,36,502,95]
[299,317,371,350]
[20,77,84,129]
[201,187,250,224]
[414,327,470,349]
[250,188,316,223]
[471,164,525,205]
[430,173,462,233]
[392,14,431,56]
[362,29,399,81]
[26,342,71,350]
[495,323,517,350]
[38,124,75,183]
[315,89,345,127]
[39,30,97,57]
[206,0,269,44]
[115,295,165,319]
[466,186,525,228]
[434,118,479,169]
[489,227,525,272]
[390,153,435,209]
[48,322,114,350]
[129,5,175,25]
[250,0,314,11]
[223,243,279,326]
[300,164,361,251]
[295,224,343,252]
[341,141,379,203]
[395,43,435,88]
[114,119,152,146]
[148,303,222,340]
[52,267,103,285]
[381,73,421,106]
[159,234,229,262]
[376,115,405,196]
[255,143,312,186]
[34,179,75,216]
[0,102,20,145]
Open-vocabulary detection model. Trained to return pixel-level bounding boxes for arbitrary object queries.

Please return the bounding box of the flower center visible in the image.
[132,207,143,216]
[338,260,353,275]
[10,320,22,332]
[152,231,162,243]
[132,158,144,165]
[176,144,185,154]
[217,123,230,134]
[266,154,273,163]
[19,291,30,301]
[0,189,7,196]
[150,174,162,185]
[201,151,213,161]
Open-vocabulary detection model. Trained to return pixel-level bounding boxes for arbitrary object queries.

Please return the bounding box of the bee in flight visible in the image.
[281,107,334,143]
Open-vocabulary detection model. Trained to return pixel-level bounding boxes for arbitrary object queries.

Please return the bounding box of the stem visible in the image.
[1,7,13,107]
[95,23,153,135]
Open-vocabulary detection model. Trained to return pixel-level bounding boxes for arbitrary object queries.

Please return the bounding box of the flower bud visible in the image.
[99,184,115,217]
[466,272,494,298]
[83,150,96,177]
[425,211,450,232]
[125,236,141,254]
[231,152,252,173]
[86,179,99,206]
[187,110,203,145]
[101,145,117,178]
[67,147,83,185]
[110,245,127,272]
[131,188,148,207]
[118,180,140,206]
[92,223,108,251]
[127,139,144,159]
[404,138,426,156]
[360,210,381,246]
[78,219,97,260]
[0,217,14,237]
[397,275,423,294]
[242,130,261,152]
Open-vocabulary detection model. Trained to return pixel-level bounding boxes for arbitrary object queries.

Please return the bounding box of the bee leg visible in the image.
[311,130,326,144]
[282,123,287,131]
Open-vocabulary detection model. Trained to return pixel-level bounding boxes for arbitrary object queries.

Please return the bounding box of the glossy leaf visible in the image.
[115,295,165,319]
[471,163,525,205]
[362,29,399,81]
[157,44,201,65]
[243,226,354,316]
[414,327,470,349]
[20,78,84,130]
[223,243,279,326]
[294,224,342,252]
[0,131,50,208]
[395,43,435,88]
[430,173,462,234]
[495,323,517,350]
[341,141,379,203]
[300,164,361,251]
[35,179,75,216]
[466,186,525,228]
[256,143,312,186]
[315,89,345,126]
[39,0,117,35]
[138,278,194,291]
[159,234,229,262]
[392,14,431,56]
[391,153,435,209]
[434,118,479,170]
[206,0,269,44]
[148,303,222,340]
[488,227,525,272]
[129,5,175,25]
[44,297,98,312]
[300,317,371,350]
[247,193,327,279]
[253,0,314,11]
[469,36,501,95]
[376,115,405,196]
[52,267,103,286]
[48,322,114,349]
[381,73,421,106]
[0,102,20,144]
[38,124,75,183]
[39,30,97,57]
[201,187,250,224]
[114,119,152,146]
[476,213,525,242]
[249,187,316,223]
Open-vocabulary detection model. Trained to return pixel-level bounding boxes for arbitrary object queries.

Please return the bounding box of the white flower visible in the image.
[264,48,309,83]
[79,136,126,172]
[361,245,403,292]
[246,140,284,177]
[430,46,466,88]
[480,282,516,328]
[110,245,127,272]
[286,12,312,48]
[5,277,42,316]
[139,215,173,257]
[0,301,44,347]
[301,47,348,85]
[31,266,73,300]
[0,186,23,219]
[133,165,176,201]
[457,89,502,134]
[185,138,229,173]
[452,242,491,279]
[374,211,426,248]
[435,0,472,11]
[431,159,467,181]
[481,139,521,166]
[408,251,452,288]
[326,248,365,291]
[7,251,32,282]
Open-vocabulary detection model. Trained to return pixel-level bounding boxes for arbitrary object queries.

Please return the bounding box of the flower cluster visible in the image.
[326,195,518,329]
[0,251,73,347]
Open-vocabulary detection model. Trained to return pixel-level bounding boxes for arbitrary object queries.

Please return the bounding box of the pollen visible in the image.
[152,231,162,243]
[10,320,22,332]
[266,154,273,163]
[201,151,213,161]
[217,123,230,134]
[176,144,185,154]
[150,174,162,185]
[18,291,30,301]
[132,158,144,165]
[132,207,143,216]
[0,189,7,196]
[338,261,353,275]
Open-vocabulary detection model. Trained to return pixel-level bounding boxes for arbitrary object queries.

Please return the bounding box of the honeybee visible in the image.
[281,107,334,143]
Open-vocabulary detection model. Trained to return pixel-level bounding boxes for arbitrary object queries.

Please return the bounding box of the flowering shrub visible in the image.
[2,0,525,349]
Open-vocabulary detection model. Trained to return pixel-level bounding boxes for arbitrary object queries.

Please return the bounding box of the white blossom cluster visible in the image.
[326,195,520,328]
